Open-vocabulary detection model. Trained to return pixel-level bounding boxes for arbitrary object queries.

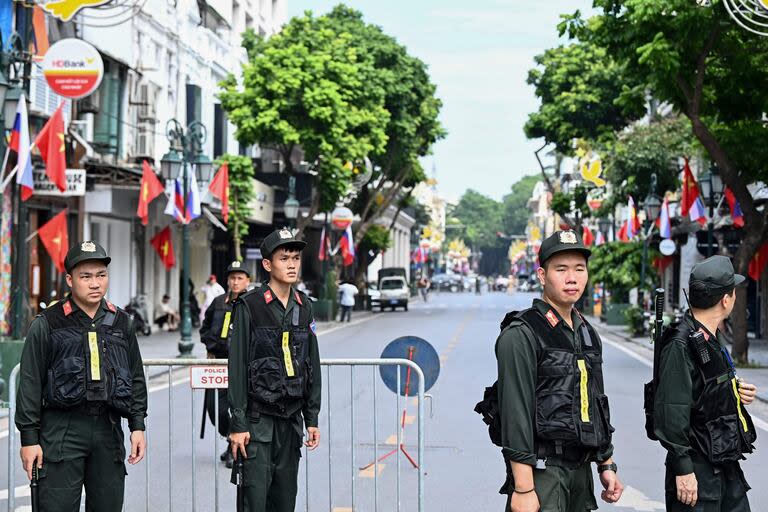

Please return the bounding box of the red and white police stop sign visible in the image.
[190,366,229,389]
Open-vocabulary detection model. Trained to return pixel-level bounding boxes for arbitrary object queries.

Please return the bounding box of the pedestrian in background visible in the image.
[201,274,226,322]
[338,280,359,322]
[199,260,251,468]
[15,241,148,511]
[228,229,321,511]
[495,230,623,512]
[651,256,758,511]
[153,294,179,331]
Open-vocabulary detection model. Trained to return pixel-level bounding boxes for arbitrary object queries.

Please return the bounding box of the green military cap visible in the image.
[260,228,307,259]
[226,260,250,277]
[64,240,112,273]
[690,255,746,296]
[538,229,591,266]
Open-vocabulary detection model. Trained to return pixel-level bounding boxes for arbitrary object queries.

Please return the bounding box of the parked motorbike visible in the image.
[126,294,152,336]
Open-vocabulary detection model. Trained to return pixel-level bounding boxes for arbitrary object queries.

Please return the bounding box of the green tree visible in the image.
[215,154,255,261]
[450,190,504,249]
[602,116,696,202]
[525,42,646,155]
[502,175,540,236]
[590,241,658,303]
[321,7,443,243]
[218,9,390,232]
[561,0,768,361]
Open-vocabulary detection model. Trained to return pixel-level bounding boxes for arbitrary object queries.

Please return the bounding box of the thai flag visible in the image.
[724,187,744,228]
[659,196,672,239]
[11,94,33,200]
[689,196,707,225]
[164,178,185,223]
[595,231,605,246]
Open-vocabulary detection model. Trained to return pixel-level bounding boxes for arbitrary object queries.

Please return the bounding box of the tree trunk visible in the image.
[234,219,242,261]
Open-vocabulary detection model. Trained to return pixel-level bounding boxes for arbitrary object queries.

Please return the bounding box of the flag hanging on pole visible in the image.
[136,160,165,226]
[164,177,185,223]
[595,231,605,246]
[582,225,594,247]
[724,187,744,228]
[681,159,707,225]
[38,209,69,273]
[659,196,672,239]
[318,226,327,261]
[339,225,355,266]
[626,196,640,240]
[749,242,768,281]
[208,162,229,224]
[187,171,201,222]
[10,93,33,200]
[150,226,176,270]
[34,102,67,193]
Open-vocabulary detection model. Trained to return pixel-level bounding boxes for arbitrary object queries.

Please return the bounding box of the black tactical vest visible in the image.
[517,307,613,458]
[203,294,234,358]
[663,321,757,464]
[41,299,133,416]
[239,287,313,419]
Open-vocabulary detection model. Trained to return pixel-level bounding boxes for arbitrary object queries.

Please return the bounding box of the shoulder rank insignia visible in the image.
[545,309,560,328]
[105,300,116,313]
[294,290,303,306]
[264,290,274,304]
[62,300,73,316]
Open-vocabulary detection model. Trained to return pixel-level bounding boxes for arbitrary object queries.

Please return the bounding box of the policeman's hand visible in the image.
[20,445,43,481]
[230,431,250,458]
[509,490,539,512]
[738,381,758,405]
[599,471,624,503]
[305,427,320,450]
[676,473,698,507]
[128,431,146,465]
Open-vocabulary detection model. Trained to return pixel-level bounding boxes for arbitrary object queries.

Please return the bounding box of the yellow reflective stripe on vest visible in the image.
[577,359,590,422]
[732,378,749,432]
[282,331,295,377]
[220,311,232,339]
[88,332,101,381]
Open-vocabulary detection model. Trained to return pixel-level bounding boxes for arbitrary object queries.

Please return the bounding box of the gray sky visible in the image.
[288,1,593,202]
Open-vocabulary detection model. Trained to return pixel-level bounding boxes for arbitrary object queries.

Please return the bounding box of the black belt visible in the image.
[72,402,109,416]
[536,442,593,464]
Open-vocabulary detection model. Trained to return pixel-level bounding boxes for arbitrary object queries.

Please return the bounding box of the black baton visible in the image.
[31,458,39,512]
[236,452,245,512]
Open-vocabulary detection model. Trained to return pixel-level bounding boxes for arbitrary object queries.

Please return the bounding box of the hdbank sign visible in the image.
[42,39,104,100]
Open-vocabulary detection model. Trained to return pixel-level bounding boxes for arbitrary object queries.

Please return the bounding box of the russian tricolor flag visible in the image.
[164,173,201,224]
[339,225,355,266]
[11,94,33,200]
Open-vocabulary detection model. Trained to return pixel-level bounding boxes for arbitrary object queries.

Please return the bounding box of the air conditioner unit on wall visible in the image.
[136,83,157,121]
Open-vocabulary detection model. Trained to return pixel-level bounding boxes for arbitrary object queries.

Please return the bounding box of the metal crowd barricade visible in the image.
[5,358,426,512]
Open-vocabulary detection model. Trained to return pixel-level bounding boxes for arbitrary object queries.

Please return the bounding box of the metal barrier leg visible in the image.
[327,365,332,511]
[8,364,19,512]
[144,365,150,512]
[373,366,378,512]
[350,365,355,512]
[397,365,401,511]
[214,389,219,512]
[168,366,173,512]
[191,387,196,512]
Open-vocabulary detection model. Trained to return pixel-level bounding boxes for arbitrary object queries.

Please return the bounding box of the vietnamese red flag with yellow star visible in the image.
[208,162,229,223]
[38,209,69,273]
[136,160,165,225]
[34,102,67,193]
[150,226,176,270]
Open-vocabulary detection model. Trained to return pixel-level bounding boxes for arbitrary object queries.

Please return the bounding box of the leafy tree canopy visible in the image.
[450,189,504,249]
[524,42,646,154]
[219,9,390,211]
[502,175,541,236]
[214,154,255,261]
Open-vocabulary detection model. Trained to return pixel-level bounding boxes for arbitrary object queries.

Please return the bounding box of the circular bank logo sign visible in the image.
[42,39,104,99]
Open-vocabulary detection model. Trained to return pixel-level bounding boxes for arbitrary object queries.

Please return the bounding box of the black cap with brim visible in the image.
[226,260,251,277]
[690,255,746,296]
[64,241,111,273]
[260,228,307,259]
[538,230,592,266]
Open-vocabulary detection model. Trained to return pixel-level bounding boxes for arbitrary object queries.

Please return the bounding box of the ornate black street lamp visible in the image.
[699,164,724,257]
[160,119,212,357]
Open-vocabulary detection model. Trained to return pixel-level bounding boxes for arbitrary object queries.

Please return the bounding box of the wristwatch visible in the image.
[598,463,618,474]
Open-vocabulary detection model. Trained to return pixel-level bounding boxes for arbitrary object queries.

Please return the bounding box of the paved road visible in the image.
[1,290,767,511]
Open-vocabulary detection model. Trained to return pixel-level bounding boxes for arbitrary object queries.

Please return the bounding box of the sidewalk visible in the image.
[588,315,768,404]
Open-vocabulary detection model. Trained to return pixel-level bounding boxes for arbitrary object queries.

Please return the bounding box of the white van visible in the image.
[378,276,409,312]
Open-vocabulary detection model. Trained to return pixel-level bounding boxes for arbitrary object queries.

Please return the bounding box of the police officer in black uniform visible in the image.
[200,260,251,468]
[228,229,321,511]
[496,230,623,512]
[15,241,148,511]
[652,256,758,511]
